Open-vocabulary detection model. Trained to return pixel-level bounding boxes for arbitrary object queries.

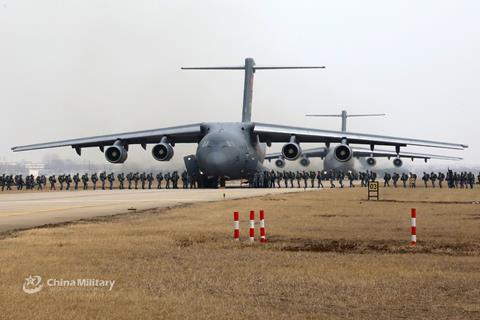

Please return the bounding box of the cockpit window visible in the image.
[201,138,234,148]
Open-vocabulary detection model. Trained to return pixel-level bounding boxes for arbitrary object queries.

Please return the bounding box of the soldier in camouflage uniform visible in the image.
[81,173,89,190]
[294,171,300,188]
[337,171,345,188]
[401,173,408,188]
[72,173,79,190]
[91,173,98,190]
[6,175,13,190]
[126,172,133,189]
[64,174,71,190]
[117,172,125,190]
[164,172,171,189]
[347,171,355,188]
[467,172,475,189]
[301,171,307,188]
[430,172,437,188]
[329,170,336,188]
[49,175,56,190]
[173,171,180,189]
[275,171,282,188]
[421,172,429,188]
[0,174,5,191]
[107,172,114,190]
[317,171,324,188]
[392,172,399,188]
[438,172,445,188]
[147,173,154,189]
[133,172,139,189]
[58,174,65,190]
[156,172,163,189]
[308,171,315,188]
[35,175,42,190]
[99,171,107,190]
[383,172,391,187]
[281,171,288,188]
[181,171,188,189]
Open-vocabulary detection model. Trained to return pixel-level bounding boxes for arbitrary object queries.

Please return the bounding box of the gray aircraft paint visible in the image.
[195,122,266,179]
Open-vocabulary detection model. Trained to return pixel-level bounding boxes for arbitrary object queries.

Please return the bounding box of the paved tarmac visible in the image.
[0,188,299,233]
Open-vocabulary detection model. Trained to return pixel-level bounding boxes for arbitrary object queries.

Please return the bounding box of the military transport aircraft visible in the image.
[265,110,463,171]
[12,58,468,187]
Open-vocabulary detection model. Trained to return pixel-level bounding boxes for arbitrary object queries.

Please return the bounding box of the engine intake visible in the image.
[282,142,302,161]
[334,144,352,162]
[366,157,376,166]
[299,157,310,167]
[152,143,174,161]
[274,158,285,168]
[393,158,403,168]
[105,144,128,164]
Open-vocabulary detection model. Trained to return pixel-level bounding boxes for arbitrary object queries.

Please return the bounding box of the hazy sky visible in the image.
[1,0,479,167]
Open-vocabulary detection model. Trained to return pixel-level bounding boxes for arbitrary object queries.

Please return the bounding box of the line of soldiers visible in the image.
[380,170,477,189]
[246,169,480,189]
[247,170,363,189]
[0,171,198,191]
[1,170,479,191]
[444,170,477,189]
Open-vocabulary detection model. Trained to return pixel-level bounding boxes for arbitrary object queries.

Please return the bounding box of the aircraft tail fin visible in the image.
[182,58,325,122]
[306,110,386,132]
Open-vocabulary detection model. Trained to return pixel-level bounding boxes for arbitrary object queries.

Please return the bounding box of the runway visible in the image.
[0,188,299,233]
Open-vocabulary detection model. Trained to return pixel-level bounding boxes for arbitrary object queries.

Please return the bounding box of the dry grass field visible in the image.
[1,187,479,319]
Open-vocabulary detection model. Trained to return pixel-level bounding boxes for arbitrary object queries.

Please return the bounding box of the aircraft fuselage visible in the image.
[195,123,266,179]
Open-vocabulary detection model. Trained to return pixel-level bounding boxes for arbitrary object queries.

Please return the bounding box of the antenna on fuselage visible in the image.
[182,58,325,123]
[305,110,386,132]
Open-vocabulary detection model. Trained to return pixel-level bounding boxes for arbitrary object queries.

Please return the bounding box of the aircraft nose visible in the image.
[197,147,240,177]
[209,151,228,167]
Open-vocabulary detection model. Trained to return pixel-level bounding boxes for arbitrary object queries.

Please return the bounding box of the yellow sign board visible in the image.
[368,181,379,200]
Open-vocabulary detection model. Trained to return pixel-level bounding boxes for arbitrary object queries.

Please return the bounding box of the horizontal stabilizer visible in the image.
[306,113,385,117]
[181,66,325,71]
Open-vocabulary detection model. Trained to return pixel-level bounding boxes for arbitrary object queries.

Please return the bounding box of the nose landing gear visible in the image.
[184,155,225,188]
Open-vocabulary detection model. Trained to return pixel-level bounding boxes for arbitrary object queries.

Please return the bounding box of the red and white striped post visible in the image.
[259,210,267,243]
[233,211,240,241]
[249,210,255,242]
[411,208,417,246]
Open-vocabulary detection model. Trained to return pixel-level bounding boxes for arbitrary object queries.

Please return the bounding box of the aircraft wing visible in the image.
[12,123,204,153]
[264,147,328,161]
[351,147,463,161]
[253,123,468,150]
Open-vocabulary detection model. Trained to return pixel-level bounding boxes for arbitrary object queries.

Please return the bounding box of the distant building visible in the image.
[0,162,45,176]
[25,163,46,176]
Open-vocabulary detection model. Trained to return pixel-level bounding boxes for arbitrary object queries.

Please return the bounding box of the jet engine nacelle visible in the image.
[334,144,353,162]
[274,158,286,168]
[105,144,128,164]
[299,157,310,167]
[393,158,403,168]
[152,143,174,161]
[366,157,376,166]
[282,142,302,161]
